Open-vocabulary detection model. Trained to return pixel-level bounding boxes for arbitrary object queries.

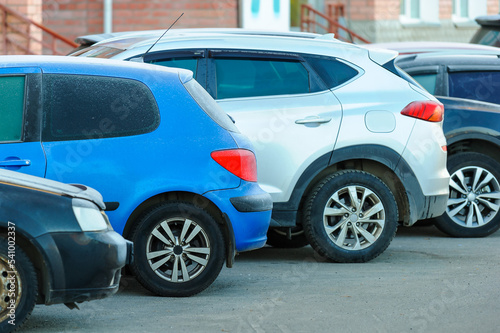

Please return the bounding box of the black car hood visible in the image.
[0,169,105,210]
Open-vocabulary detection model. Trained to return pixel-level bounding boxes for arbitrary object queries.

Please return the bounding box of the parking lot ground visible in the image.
[23,225,500,333]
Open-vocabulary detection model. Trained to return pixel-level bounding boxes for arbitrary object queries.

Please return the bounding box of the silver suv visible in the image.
[72,29,450,262]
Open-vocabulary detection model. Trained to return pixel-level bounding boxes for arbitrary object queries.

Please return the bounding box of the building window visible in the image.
[453,0,468,18]
[400,0,420,19]
[452,0,486,23]
[400,0,438,25]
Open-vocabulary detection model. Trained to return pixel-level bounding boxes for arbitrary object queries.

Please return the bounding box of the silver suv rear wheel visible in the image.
[303,170,398,263]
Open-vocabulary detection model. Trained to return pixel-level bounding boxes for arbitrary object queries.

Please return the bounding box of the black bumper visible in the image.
[417,194,448,221]
[230,193,273,212]
[35,230,132,305]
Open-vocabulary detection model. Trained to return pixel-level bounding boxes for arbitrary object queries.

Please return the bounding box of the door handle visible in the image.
[295,116,332,125]
[0,159,31,167]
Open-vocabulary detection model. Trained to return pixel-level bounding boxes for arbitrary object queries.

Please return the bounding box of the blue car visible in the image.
[0,56,272,296]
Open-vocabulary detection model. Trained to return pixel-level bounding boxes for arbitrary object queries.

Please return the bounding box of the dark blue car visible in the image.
[0,56,272,296]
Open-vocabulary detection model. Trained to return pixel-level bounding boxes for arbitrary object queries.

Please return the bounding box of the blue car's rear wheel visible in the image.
[130,201,225,297]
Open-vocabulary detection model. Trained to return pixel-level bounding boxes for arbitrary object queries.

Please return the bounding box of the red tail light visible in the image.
[211,149,257,182]
[401,101,444,122]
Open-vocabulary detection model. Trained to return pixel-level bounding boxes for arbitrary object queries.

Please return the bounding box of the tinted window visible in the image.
[43,74,160,141]
[449,71,500,104]
[0,76,25,142]
[306,56,359,88]
[214,58,309,99]
[148,57,198,77]
[412,73,437,94]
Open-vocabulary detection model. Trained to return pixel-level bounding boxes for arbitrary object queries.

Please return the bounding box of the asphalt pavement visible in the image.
[22,225,500,333]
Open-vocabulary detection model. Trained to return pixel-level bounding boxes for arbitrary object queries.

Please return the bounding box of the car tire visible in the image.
[130,201,225,297]
[434,152,500,237]
[0,237,38,332]
[266,227,309,248]
[303,170,398,263]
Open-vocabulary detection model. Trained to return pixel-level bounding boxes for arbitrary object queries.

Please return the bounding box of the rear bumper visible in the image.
[36,230,132,305]
[204,181,272,253]
[417,194,448,220]
[230,193,273,212]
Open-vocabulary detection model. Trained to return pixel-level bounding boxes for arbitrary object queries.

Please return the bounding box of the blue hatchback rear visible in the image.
[0,56,272,296]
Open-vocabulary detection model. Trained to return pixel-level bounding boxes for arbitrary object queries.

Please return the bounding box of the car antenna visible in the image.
[141,12,184,60]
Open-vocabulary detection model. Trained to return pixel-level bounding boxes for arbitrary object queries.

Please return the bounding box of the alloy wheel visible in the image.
[447,166,500,228]
[323,185,385,250]
[146,218,211,283]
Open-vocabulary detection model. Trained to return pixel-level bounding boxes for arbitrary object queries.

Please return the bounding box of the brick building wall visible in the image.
[326,0,499,43]
[1,0,42,54]
[42,0,238,39]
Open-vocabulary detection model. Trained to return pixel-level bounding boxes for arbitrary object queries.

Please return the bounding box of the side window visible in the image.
[213,57,309,99]
[43,74,160,141]
[147,57,198,77]
[448,71,500,105]
[411,73,437,94]
[0,76,25,142]
[305,56,359,89]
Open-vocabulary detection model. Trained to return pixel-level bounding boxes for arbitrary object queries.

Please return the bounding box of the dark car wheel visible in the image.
[130,202,225,297]
[435,152,500,237]
[266,227,309,248]
[0,237,38,332]
[303,170,398,263]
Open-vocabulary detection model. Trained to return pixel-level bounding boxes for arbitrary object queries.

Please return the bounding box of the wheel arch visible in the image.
[447,134,500,166]
[122,191,234,266]
[304,159,408,224]
[274,145,413,225]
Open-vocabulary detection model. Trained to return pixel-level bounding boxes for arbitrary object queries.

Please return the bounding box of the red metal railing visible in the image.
[300,4,370,44]
[0,3,77,55]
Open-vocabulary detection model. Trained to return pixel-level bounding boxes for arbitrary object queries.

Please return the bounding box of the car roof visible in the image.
[0,55,193,82]
[396,51,500,68]
[94,30,342,51]
[75,28,321,46]
[366,41,500,55]
[77,29,383,65]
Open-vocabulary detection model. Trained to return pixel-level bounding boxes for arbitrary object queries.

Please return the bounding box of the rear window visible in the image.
[305,56,359,89]
[183,79,239,133]
[70,45,124,58]
[471,28,500,47]
[43,74,160,141]
[412,73,438,94]
[449,71,500,104]
[147,57,198,77]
